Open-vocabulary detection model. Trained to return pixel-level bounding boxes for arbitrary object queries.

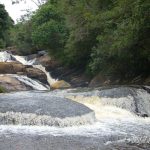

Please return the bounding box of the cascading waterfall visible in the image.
[0,51,57,90]
[12,74,49,90]
[0,74,48,90]
[33,65,57,85]
[13,55,36,65]
[13,53,57,86]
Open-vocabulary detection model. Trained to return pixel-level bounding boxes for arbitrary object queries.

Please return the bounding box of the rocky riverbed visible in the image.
[0,87,150,150]
[0,51,150,150]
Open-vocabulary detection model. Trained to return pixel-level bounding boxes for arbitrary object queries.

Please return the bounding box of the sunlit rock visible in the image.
[51,80,71,89]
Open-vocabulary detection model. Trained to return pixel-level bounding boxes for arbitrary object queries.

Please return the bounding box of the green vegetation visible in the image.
[3,0,150,78]
[0,4,13,48]
[31,1,68,58]
[0,85,6,93]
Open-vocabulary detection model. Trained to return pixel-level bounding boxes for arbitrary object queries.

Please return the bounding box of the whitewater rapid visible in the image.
[0,88,150,149]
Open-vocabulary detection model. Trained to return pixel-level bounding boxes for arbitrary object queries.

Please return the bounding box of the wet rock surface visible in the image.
[49,86,150,117]
[0,74,48,91]
[0,75,32,91]
[0,87,150,149]
[0,62,47,85]
[0,91,95,126]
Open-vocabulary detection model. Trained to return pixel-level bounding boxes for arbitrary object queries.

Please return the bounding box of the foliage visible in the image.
[0,4,13,48]
[89,0,150,77]
[11,21,36,55]
[31,0,68,57]
[60,0,150,77]
[10,10,38,55]
[9,0,150,78]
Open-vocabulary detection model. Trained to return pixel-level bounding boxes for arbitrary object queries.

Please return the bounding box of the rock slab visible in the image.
[0,91,95,126]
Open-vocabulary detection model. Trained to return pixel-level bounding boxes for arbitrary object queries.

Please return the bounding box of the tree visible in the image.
[31,0,68,57]
[89,0,150,77]
[9,0,150,78]
[0,4,13,48]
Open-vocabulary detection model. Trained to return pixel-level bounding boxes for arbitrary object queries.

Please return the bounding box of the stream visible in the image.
[0,51,150,150]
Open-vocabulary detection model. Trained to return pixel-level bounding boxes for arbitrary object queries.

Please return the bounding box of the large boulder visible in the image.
[25,67,47,84]
[0,62,26,74]
[36,55,59,69]
[0,75,32,91]
[0,91,95,126]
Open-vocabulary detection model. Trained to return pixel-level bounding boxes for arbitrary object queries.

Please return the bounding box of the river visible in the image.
[0,51,150,150]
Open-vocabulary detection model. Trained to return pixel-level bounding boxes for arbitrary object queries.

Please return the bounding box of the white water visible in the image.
[34,65,57,85]
[13,55,36,65]
[0,90,149,149]
[0,111,95,127]
[0,74,48,90]
[0,117,150,149]
[0,51,13,62]
[13,74,48,90]
[48,88,150,120]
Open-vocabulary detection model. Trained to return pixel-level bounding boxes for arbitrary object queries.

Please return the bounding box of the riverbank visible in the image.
[0,50,149,93]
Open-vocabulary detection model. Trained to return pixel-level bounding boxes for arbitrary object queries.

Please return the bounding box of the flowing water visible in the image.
[0,51,56,89]
[0,51,150,149]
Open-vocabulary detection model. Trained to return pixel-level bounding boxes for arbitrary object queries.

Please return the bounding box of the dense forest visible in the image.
[0,4,13,48]
[0,0,150,79]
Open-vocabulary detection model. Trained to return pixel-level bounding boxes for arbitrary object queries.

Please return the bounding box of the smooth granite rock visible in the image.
[0,91,95,126]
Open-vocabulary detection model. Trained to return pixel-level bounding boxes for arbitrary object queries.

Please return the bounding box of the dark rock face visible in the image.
[89,73,109,87]
[25,67,47,84]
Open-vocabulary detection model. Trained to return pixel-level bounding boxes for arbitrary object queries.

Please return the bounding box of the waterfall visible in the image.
[13,74,49,90]
[0,51,14,62]
[0,51,57,88]
[13,55,36,65]
[33,65,57,85]
[0,74,48,90]
[51,87,150,119]
[13,53,57,86]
